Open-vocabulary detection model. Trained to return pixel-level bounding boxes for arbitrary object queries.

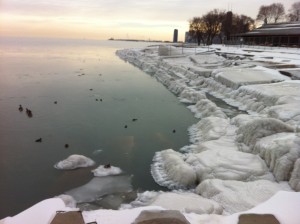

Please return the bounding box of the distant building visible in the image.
[173,29,178,43]
[234,21,300,47]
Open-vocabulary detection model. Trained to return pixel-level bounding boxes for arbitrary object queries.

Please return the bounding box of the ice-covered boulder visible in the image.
[213,67,289,89]
[188,117,234,143]
[179,88,206,104]
[236,118,294,152]
[158,45,182,56]
[289,158,300,191]
[268,103,300,125]
[191,136,239,153]
[186,149,272,182]
[188,99,227,119]
[65,175,133,203]
[253,133,300,181]
[92,165,123,177]
[196,179,291,214]
[151,149,197,189]
[54,154,95,170]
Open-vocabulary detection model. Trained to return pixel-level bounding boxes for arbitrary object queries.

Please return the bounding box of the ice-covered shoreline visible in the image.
[2,45,300,223]
[115,45,300,215]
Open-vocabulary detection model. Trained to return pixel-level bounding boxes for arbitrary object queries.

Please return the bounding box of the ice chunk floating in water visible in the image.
[65,175,133,203]
[54,154,95,170]
[92,165,123,177]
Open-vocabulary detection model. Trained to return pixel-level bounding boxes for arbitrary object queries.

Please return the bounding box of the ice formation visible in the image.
[186,149,273,183]
[148,192,222,214]
[124,191,222,215]
[253,133,300,182]
[54,154,95,170]
[289,158,300,191]
[151,149,197,189]
[236,118,294,152]
[65,175,133,203]
[92,165,123,177]
[188,117,234,143]
[188,99,227,119]
[196,179,291,214]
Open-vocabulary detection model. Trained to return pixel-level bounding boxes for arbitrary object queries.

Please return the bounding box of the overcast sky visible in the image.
[0,0,296,41]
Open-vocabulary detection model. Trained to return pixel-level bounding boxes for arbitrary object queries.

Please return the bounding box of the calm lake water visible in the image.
[0,37,197,217]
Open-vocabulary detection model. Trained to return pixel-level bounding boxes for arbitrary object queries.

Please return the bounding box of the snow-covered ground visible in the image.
[1,44,300,223]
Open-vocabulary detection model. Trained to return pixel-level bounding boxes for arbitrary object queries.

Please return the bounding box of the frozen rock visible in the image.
[268,103,300,125]
[236,118,294,152]
[196,179,291,214]
[92,165,123,177]
[54,154,95,170]
[179,88,206,104]
[158,45,182,56]
[149,192,222,214]
[231,114,263,127]
[188,99,227,119]
[65,175,133,203]
[289,158,300,191]
[188,117,233,143]
[151,149,197,189]
[213,67,289,89]
[253,133,300,181]
[186,149,272,182]
[191,136,239,153]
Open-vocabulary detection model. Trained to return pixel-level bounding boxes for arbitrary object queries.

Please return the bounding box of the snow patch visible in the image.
[54,154,95,170]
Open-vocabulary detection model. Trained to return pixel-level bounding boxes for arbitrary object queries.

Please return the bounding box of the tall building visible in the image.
[173,29,178,43]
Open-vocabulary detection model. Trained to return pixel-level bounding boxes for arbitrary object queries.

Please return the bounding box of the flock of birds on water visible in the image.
[18,75,177,147]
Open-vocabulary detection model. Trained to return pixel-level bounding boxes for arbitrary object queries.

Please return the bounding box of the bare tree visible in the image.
[257,5,272,24]
[287,1,300,21]
[202,9,225,45]
[189,17,206,45]
[257,3,285,24]
[270,3,285,23]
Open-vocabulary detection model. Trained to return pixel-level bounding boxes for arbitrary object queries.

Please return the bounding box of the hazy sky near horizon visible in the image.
[0,0,296,41]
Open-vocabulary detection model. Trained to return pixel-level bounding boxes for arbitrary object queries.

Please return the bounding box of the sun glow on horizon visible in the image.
[0,0,295,41]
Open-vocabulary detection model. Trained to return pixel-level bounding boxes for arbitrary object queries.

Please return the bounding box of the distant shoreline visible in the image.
[108,38,174,43]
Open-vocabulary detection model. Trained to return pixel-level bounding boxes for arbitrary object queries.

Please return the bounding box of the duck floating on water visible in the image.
[18,105,23,112]
[26,108,33,118]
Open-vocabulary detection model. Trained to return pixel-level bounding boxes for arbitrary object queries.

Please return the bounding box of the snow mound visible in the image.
[236,118,294,152]
[188,99,227,119]
[196,179,291,214]
[92,165,123,177]
[65,175,133,203]
[149,192,222,215]
[54,154,95,170]
[186,149,272,182]
[253,133,300,182]
[289,158,300,191]
[151,149,197,189]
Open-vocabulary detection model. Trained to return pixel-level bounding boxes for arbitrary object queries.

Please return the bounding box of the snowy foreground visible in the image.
[2,45,300,223]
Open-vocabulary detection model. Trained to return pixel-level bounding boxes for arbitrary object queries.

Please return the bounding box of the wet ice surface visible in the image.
[117,45,300,215]
[65,175,133,204]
